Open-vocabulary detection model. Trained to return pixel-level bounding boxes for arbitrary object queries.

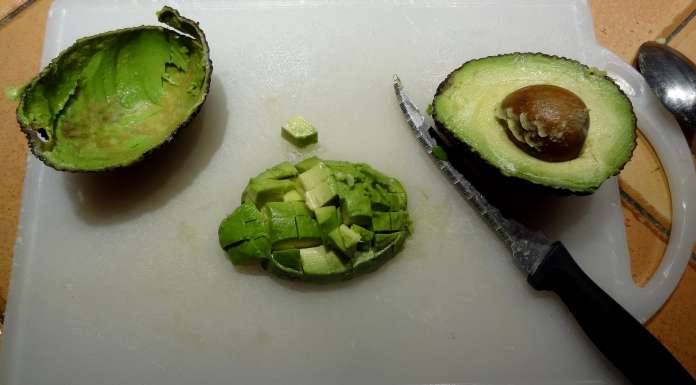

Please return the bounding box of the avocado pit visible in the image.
[497,84,589,162]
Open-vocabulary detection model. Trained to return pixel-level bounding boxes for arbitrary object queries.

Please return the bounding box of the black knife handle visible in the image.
[528,242,695,385]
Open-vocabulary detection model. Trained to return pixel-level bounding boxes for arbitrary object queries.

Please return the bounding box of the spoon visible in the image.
[637,41,696,153]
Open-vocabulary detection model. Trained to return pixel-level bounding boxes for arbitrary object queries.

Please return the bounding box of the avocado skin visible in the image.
[432,52,637,199]
[15,7,213,172]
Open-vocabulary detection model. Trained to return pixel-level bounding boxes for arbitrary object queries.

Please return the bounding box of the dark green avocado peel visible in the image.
[15,6,212,171]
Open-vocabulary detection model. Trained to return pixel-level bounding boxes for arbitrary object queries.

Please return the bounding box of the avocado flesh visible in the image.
[217,158,411,283]
[432,53,636,193]
[15,7,211,171]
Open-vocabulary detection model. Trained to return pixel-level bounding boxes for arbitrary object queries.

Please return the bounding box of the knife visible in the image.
[393,75,695,385]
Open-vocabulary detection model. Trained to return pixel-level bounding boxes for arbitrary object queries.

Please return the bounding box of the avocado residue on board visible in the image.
[14,6,212,171]
[218,157,412,282]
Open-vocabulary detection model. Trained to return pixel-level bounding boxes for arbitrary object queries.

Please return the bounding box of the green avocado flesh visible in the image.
[281,115,318,147]
[218,157,412,282]
[15,7,211,171]
[433,53,636,193]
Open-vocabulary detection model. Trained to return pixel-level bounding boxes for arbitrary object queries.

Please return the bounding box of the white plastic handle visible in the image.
[583,47,696,323]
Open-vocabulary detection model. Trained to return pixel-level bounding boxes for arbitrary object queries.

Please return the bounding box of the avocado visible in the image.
[217,157,412,283]
[218,203,270,264]
[283,190,304,202]
[281,115,318,147]
[14,7,212,171]
[432,53,636,193]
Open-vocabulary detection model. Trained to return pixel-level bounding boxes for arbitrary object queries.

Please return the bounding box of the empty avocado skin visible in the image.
[218,158,412,283]
[432,53,636,195]
[15,6,212,172]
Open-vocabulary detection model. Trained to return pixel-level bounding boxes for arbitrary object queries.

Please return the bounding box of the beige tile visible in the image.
[648,264,696,378]
[0,0,50,306]
[0,1,31,20]
[589,0,696,62]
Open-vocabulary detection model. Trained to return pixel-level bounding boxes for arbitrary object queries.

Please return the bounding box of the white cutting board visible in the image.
[3,1,678,384]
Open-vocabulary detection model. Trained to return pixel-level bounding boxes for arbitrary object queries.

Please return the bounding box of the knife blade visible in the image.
[393,75,695,385]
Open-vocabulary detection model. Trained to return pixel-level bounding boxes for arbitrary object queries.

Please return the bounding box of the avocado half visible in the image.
[218,157,412,283]
[432,53,636,194]
[15,7,212,171]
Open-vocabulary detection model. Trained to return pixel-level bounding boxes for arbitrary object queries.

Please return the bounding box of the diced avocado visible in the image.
[341,187,372,226]
[264,202,320,250]
[272,249,303,271]
[242,178,296,209]
[340,224,361,250]
[387,192,407,211]
[295,156,322,172]
[265,201,311,218]
[375,232,401,250]
[266,250,303,279]
[226,236,271,264]
[389,211,408,231]
[305,178,338,210]
[298,162,332,191]
[218,203,268,249]
[368,187,390,211]
[281,115,318,147]
[334,171,356,187]
[296,215,322,240]
[267,214,298,247]
[352,250,375,268]
[327,224,360,258]
[371,212,391,233]
[315,205,341,233]
[283,190,304,202]
[255,161,298,180]
[350,224,373,243]
[300,246,348,277]
[218,157,412,283]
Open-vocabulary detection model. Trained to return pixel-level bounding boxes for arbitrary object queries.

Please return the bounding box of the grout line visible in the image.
[667,6,696,43]
[0,0,37,29]
[620,188,696,263]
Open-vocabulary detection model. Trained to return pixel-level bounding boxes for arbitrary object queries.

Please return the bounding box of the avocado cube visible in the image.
[385,178,405,193]
[268,215,298,246]
[283,190,304,202]
[327,224,360,258]
[296,215,321,240]
[295,156,322,173]
[315,205,341,233]
[218,203,268,248]
[389,211,407,231]
[227,236,271,264]
[375,232,401,250]
[341,188,372,226]
[281,115,318,148]
[265,201,310,218]
[371,212,391,233]
[327,228,346,253]
[387,192,407,211]
[340,224,361,250]
[255,161,298,180]
[298,162,332,191]
[305,177,338,210]
[300,246,347,275]
[242,178,296,209]
[272,249,302,272]
[368,187,391,211]
[350,224,373,243]
[352,249,375,267]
